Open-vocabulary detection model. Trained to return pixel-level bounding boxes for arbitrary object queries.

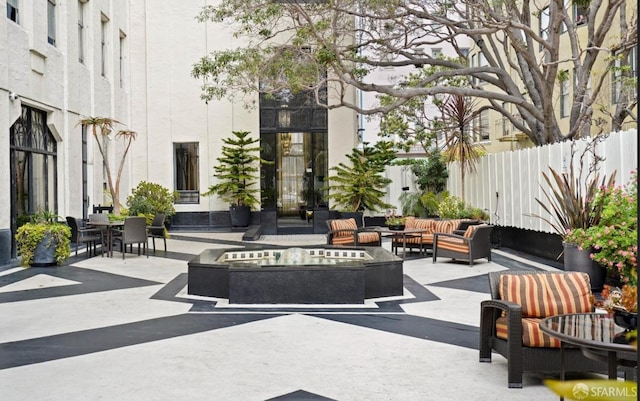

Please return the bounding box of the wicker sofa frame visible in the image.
[432,225,493,265]
[479,270,608,388]
[391,218,477,255]
[325,219,382,247]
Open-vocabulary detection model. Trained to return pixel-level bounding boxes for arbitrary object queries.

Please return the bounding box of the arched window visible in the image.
[10,106,58,231]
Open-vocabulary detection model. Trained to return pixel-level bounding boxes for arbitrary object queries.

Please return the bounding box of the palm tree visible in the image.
[77,117,136,215]
[440,95,485,201]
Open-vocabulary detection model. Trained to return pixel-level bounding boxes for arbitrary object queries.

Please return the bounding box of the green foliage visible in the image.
[202,131,270,210]
[15,210,71,266]
[327,141,397,213]
[564,171,637,286]
[531,166,616,237]
[126,181,178,221]
[437,195,468,218]
[399,191,442,217]
[411,152,449,193]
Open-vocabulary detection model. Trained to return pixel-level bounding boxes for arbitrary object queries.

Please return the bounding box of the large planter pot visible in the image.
[31,233,58,267]
[563,243,605,291]
[229,205,251,227]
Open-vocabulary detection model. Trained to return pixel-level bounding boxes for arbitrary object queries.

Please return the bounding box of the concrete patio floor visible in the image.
[0,232,574,400]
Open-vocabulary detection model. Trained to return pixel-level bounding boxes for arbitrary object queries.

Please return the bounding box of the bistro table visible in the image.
[540,313,637,381]
[367,227,428,258]
[87,220,125,257]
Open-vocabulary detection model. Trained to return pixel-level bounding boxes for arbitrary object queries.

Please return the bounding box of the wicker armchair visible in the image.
[479,271,608,388]
[432,224,493,265]
[326,218,381,246]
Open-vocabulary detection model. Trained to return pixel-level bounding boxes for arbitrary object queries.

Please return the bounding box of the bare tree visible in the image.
[192,0,637,145]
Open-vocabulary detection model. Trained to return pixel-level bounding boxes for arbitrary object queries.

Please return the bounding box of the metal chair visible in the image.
[147,213,167,253]
[112,217,148,259]
[66,216,103,258]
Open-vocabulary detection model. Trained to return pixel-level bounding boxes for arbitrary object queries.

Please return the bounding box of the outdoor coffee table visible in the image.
[87,220,125,257]
[540,313,637,381]
[368,227,427,258]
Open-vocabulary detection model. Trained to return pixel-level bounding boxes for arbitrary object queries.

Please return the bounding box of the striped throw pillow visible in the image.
[499,272,592,318]
[330,218,357,237]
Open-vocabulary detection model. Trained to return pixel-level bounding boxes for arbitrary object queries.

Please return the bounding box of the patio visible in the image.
[0,233,576,400]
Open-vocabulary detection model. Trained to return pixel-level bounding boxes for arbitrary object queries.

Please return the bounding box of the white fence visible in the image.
[443,129,637,233]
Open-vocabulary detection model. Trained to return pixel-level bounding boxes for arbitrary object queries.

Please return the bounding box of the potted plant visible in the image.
[15,210,71,267]
[202,131,269,227]
[327,141,397,226]
[564,170,637,289]
[385,213,407,231]
[530,141,616,290]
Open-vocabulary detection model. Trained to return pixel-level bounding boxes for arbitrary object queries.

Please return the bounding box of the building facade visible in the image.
[1,1,361,266]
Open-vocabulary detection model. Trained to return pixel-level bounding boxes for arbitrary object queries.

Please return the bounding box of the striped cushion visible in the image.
[436,237,469,253]
[432,220,455,234]
[357,232,380,244]
[496,317,562,347]
[463,223,485,238]
[331,235,355,245]
[330,218,357,237]
[498,273,592,318]
[414,218,434,231]
[404,216,416,229]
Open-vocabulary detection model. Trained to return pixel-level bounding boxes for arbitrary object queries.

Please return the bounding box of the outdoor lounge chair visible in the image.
[432,224,493,265]
[479,270,608,388]
[326,218,381,246]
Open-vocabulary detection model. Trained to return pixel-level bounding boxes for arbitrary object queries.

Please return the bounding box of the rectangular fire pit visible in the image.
[188,246,403,304]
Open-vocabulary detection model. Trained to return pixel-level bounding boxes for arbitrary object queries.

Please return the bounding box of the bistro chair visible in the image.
[66,216,103,258]
[112,217,148,259]
[147,213,167,253]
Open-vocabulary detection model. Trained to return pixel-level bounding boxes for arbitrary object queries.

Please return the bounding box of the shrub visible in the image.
[126,181,178,222]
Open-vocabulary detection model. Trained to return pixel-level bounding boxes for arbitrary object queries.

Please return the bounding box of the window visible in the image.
[472,110,489,141]
[560,71,570,117]
[540,6,549,46]
[119,31,126,88]
[7,0,18,23]
[47,0,56,45]
[432,48,442,58]
[459,48,470,59]
[611,48,638,104]
[574,4,587,26]
[78,1,86,63]
[101,14,109,77]
[10,106,59,233]
[174,143,199,204]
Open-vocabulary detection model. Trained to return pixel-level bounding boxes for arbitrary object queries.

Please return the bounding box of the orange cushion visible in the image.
[357,232,379,244]
[432,220,455,234]
[414,218,434,231]
[436,237,469,253]
[496,317,562,347]
[404,216,416,229]
[499,273,592,318]
[463,223,486,238]
[330,218,357,237]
